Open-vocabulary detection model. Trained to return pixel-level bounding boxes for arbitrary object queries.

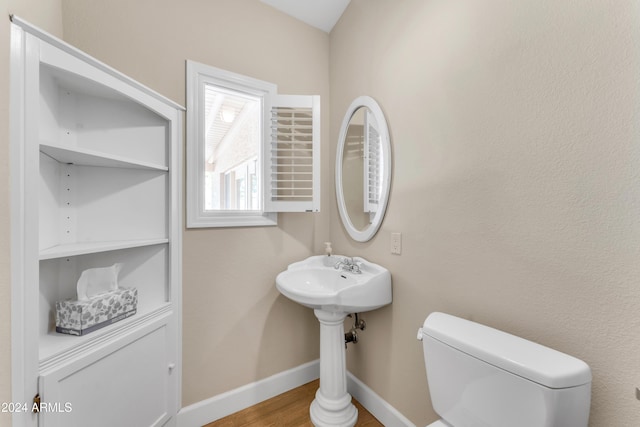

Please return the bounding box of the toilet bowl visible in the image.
[417,312,592,427]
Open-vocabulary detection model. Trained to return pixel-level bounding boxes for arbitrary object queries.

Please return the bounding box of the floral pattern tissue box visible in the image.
[55,288,138,336]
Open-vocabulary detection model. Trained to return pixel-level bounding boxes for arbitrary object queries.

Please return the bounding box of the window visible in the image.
[186,61,320,227]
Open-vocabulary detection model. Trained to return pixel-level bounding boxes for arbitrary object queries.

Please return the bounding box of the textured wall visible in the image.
[1,3,63,426]
[61,0,330,407]
[331,0,640,425]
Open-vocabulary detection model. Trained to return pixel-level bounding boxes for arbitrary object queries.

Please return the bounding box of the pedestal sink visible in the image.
[276,255,392,427]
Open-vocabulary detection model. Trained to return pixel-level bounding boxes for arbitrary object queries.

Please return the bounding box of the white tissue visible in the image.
[76,263,122,301]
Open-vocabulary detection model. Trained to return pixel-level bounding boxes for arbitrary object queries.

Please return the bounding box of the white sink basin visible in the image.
[276,255,392,426]
[276,255,392,312]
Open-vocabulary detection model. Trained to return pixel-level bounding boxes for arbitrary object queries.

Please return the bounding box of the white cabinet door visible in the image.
[38,322,175,427]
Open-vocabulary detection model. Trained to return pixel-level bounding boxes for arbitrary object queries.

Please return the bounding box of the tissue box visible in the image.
[55,288,138,336]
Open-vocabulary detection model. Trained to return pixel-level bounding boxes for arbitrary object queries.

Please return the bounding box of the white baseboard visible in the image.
[347,372,416,427]
[177,359,320,427]
[177,360,415,427]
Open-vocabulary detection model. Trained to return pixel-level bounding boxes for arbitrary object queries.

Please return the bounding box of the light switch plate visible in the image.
[391,232,401,255]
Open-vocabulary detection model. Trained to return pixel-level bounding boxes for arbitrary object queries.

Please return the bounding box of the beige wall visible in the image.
[1,3,62,426]
[61,0,330,406]
[331,1,640,426]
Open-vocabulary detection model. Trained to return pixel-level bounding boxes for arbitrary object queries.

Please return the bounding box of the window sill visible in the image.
[186,212,277,228]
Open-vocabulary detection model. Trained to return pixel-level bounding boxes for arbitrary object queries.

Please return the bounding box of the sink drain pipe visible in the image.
[345,313,366,348]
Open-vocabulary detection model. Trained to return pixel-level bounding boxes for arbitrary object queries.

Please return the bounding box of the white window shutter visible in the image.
[265,94,320,213]
[364,109,381,214]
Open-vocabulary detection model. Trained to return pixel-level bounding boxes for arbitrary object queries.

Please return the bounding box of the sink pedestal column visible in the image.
[310,309,357,427]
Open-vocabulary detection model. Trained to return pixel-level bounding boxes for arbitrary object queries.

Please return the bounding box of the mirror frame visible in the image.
[336,96,392,242]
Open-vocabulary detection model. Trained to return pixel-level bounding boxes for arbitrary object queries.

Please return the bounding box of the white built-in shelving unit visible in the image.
[11,16,183,427]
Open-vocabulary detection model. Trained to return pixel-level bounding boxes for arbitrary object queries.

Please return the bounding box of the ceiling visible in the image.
[260,0,351,33]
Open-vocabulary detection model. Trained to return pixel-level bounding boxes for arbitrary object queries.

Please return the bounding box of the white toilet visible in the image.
[417,312,592,427]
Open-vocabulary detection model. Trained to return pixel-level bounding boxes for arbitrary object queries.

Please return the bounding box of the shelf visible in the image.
[12,22,181,420]
[39,303,173,368]
[39,238,169,260]
[40,143,169,172]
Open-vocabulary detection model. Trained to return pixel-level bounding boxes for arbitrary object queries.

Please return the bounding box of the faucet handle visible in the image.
[351,262,362,274]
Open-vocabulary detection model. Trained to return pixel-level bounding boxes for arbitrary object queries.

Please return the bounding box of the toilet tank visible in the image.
[419,313,591,427]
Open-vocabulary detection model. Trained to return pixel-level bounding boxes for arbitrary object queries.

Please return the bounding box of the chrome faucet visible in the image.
[334,257,362,274]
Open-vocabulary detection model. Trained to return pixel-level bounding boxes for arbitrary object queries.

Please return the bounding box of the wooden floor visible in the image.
[203,379,383,427]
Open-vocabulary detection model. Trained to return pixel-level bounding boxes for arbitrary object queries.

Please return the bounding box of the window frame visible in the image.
[186,60,278,228]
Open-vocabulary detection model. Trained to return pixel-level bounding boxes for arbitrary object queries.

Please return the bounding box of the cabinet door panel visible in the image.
[39,324,171,427]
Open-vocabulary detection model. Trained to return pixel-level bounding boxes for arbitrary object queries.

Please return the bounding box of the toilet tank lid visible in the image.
[422,312,592,389]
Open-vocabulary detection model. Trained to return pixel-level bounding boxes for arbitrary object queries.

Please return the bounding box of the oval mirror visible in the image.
[336,96,391,242]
